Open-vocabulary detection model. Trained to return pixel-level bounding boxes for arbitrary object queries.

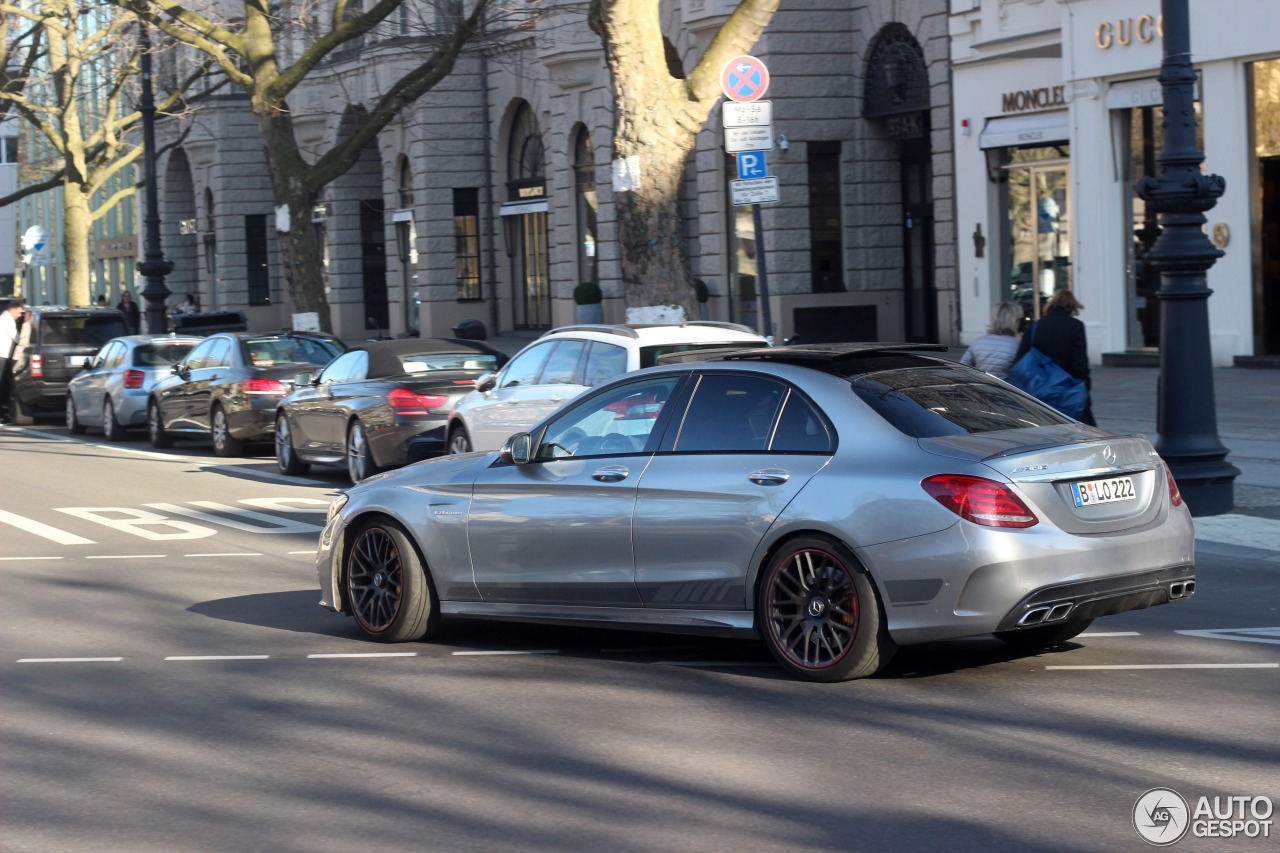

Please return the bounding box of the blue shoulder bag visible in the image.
[1005,322,1088,419]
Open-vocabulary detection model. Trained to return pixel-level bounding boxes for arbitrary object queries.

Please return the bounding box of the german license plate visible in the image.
[1071,476,1135,507]
[67,356,88,367]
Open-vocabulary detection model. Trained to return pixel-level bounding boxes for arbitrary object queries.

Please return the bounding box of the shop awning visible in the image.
[979,111,1070,149]
[499,200,548,216]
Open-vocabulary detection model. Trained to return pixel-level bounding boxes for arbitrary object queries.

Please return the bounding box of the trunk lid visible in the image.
[919,428,1165,534]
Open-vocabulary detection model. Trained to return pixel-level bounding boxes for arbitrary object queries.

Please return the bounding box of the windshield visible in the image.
[851,365,1074,438]
[40,315,128,346]
[639,341,763,368]
[242,335,345,367]
[133,342,197,367]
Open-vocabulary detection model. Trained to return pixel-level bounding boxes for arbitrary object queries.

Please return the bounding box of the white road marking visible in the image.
[85,554,166,560]
[288,550,316,555]
[451,650,559,656]
[307,652,419,659]
[1176,627,1280,646]
[1079,631,1141,637]
[56,506,217,541]
[183,552,265,558]
[239,498,331,514]
[0,555,64,561]
[164,655,271,661]
[201,464,324,485]
[18,657,124,663]
[0,508,95,545]
[651,660,778,667]
[146,501,322,534]
[89,444,193,461]
[1046,663,1279,670]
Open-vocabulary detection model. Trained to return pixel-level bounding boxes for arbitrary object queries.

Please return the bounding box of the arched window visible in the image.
[504,102,549,327]
[573,127,598,285]
[508,102,545,189]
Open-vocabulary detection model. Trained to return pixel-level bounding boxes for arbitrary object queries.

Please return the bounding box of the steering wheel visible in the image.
[599,433,634,454]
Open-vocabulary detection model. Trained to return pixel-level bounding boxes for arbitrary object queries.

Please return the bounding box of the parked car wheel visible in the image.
[102,398,125,442]
[210,404,244,457]
[275,413,310,475]
[65,396,85,434]
[12,398,34,426]
[995,618,1093,650]
[758,536,896,682]
[345,518,439,642]
[447,424,472,455]
[148,400,173,448]
[346,420,379,484]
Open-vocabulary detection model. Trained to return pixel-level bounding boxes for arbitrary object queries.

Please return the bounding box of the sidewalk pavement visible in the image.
[481,329,1280,553]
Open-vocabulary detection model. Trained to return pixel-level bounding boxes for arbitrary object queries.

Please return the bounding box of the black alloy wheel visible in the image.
[759,537,895,682]
[995,617,1094,650]
[66,395,85,434]
[447,424,471,455]
[346,420,378,484]
[211,404,243,457]
[102,398,124,442]
[148,400,173,448]
[275,413,310,475]
[345,519,438,642]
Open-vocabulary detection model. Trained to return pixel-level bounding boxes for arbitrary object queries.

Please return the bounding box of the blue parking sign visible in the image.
[737,151,768,180]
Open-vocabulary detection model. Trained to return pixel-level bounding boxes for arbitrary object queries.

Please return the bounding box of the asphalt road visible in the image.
[2,422,1277,853]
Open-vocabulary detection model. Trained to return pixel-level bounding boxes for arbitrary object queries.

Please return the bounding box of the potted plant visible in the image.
[694,278,710,320]
[574,281,603,323]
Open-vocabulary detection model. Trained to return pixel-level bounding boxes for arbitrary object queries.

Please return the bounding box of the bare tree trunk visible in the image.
[612,140,695,318]
[62,184,93,306]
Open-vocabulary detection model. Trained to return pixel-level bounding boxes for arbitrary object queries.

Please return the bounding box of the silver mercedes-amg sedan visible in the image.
[315,343,1196,682]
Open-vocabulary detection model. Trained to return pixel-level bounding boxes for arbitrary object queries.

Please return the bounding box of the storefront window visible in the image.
[999,145,1070,322]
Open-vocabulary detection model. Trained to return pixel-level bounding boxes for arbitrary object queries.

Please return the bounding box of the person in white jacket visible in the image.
[1,298,26,424]
[960,301,1023,380]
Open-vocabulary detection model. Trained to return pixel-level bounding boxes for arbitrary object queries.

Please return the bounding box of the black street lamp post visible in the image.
[1135,0,1239,515]
[136,23,173,335]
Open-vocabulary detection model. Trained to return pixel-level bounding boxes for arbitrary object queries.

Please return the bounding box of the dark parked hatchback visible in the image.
[10,306,130,424]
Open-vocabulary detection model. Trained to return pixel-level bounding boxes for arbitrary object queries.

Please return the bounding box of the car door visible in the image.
[467,341,557,450]
[72,341,121,426]
[632,372,836,609]
[315,351,369,453]
[189,337,233,431]
[468,373,687,607]
[160,338,216,430]
[289,352,358,456]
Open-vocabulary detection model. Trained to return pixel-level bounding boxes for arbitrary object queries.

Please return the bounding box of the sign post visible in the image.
[721,55,775,341]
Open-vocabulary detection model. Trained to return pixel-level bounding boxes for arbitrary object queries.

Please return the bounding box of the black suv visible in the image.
[11,306,130,424]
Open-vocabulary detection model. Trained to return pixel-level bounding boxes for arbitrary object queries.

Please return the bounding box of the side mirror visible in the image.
[171,363,183,374]
[499,432,532,465]
[476,372,497,393]
[82,357,93,370]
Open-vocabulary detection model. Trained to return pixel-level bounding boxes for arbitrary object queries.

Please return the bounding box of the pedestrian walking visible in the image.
[117,290,141,334]
[960,301,1023,380]
[1014,289,1095,426]
[1,298,25,424]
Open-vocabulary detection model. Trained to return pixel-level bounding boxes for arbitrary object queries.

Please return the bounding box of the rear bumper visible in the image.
[994,566,1195,633]
[15,379,70,410]
[369,420,448,469]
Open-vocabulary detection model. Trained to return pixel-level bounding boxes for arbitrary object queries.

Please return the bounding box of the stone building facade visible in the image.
[154,0,956,345]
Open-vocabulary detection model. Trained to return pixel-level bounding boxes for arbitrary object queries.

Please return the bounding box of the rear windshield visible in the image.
[40,314,128,346]
[399,352,500,373]
[639,342,762,368]
[851,364,1074,437]
[242,335,345,367]
[133,342,197,367]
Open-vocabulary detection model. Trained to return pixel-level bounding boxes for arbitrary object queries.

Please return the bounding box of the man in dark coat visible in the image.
[1015,289,1096,426]
[117,290,141,334]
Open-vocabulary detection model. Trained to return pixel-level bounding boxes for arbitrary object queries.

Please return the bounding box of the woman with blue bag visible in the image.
[1009,289,1096,426]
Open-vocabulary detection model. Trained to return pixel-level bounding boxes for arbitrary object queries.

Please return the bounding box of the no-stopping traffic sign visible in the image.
[721,55,770,103]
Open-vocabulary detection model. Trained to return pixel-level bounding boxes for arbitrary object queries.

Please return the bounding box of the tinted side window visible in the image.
[770,391,834,453]
[537,376,681,460]
[319,351,365,384]
[499,343,553,389]
[205,339,232,368]
[583,342,628,386]
[184,339,218,371]
[675,374,787,452]
[851,365,1074,438]
[104,342,128,369]
[538,340,586,385]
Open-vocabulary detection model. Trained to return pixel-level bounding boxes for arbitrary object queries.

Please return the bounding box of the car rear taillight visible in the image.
[388,388,449,414]
[921,474,1039,528]
[31,354,42,377]
[1165,465,1183,507]
[123,370,145,390]
[243,378,288,396]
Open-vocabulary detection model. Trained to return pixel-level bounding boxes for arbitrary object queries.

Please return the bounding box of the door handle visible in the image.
[749,468,790,485]
[592,465,629,483]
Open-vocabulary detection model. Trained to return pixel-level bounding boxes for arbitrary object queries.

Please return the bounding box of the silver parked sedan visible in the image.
[315,343,1196,682]
[66,335,203,440]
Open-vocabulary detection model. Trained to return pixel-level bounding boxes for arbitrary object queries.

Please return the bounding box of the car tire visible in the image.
[102,398,125,442]
[757,536,896,682]
[994,618,1094,650]
[275,413,310,475]
[346,420,378,484]
[12,398,34,426]
[66,395,85,434]
[345,518,439,643]
[148,400,173,448]
[210,404,243,457]
[447,423,472,455]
